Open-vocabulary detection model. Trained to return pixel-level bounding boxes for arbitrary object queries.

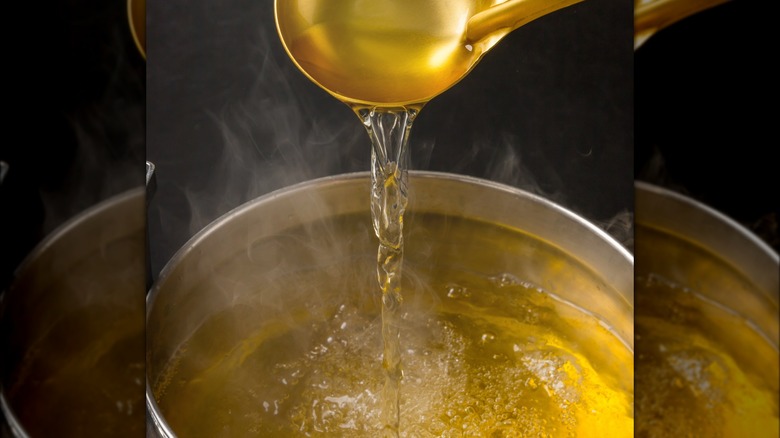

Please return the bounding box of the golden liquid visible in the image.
[152,214,633,437]
[275,0,507,107]
[372,161,407,435]
[635,274,779,437]
[5,307,145,437]
[3,215,147,437]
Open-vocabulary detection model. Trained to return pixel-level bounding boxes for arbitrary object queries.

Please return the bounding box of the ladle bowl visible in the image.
[633,0,730,49]
[274,0,584,107]
[128,0,146,59]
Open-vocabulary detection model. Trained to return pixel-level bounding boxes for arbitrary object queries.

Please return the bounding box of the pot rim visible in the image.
[4,187,146,293]
[635,180,779,307]
[0,186,146,438]
[147,170,633,311]
[635,180,778,262]
[146,389,175,438]
[0,392,25,438]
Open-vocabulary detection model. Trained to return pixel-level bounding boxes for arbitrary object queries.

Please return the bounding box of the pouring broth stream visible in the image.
[273,0,597,435]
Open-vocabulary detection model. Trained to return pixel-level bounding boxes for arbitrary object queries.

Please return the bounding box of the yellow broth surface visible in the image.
[152,214,633,437]
[635,274,779,437]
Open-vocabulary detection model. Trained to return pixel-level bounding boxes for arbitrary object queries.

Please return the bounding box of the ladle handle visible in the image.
[466,0,585,44]
[634,0,731,49]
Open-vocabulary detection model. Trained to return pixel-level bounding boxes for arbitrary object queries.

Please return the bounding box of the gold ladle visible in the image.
[275,0,584,110]
[634,0,731,49]
[128,0,146,59]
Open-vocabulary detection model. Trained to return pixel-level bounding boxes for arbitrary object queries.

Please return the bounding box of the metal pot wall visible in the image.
[146,171,634,436]
[1,188,147,437]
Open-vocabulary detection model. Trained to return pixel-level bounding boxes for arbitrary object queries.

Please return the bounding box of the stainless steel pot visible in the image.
[146,171,634,436]
[634,181,779,436]
[1,188,146,437]
[635,181,779,345]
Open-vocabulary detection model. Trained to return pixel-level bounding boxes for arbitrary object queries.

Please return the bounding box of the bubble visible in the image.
[480,332,496,344]
[158,275,633,437]
[490,273,520,287]
[445,284,471,299]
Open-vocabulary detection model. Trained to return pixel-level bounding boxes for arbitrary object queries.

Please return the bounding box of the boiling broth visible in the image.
[4,308,145,437]
[3,236,146,437]
[635,273,779,437]
[152,213,633,437]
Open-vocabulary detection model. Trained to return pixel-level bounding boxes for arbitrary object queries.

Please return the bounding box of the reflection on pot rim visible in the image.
[635,180,778,264]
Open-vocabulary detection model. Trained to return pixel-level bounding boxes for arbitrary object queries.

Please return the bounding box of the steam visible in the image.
[594,210,634,253]
[482,133,566,206]
[636,144,689,195]
[174,29,367,242]
[0,161,8,183]
[36,21,145,236]
[448,133,634,253]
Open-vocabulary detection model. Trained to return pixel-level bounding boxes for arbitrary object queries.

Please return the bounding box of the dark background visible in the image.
[2,0,146,291]
[635,0,778,254]
[146,0,634,281]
